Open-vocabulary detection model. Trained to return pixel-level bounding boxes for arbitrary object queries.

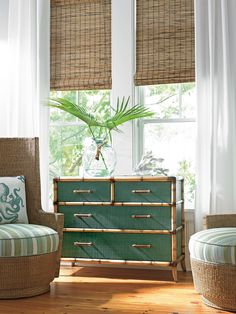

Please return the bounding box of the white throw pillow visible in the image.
[0,176,28,224]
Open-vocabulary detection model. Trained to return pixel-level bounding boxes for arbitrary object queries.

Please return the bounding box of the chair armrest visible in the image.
[35,210,64,233]
[31,210,64,277]
[206,214,236,229]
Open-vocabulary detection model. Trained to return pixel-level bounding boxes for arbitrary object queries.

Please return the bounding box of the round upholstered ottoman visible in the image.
[189,228,236,311]
[0,224,59,298]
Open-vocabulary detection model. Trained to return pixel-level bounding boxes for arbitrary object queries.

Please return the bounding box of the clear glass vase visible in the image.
[82,138,117,177]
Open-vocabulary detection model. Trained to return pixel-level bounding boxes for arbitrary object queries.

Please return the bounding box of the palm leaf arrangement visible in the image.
[48,96,154,175]
[48,96,154,140]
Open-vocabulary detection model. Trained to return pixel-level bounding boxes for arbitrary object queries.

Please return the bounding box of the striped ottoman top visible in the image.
[189,227,236,265]
[0,224,59,257]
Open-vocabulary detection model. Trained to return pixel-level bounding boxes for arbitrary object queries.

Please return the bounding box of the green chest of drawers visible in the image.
[54,176,185,281]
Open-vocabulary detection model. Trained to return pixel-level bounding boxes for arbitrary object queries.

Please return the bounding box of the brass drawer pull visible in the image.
[73,189,92,194]
[132,189,151,194]
[132,244,152,248]
[74,242,93,247]
[131,214,151,219]
[74,213,93,218]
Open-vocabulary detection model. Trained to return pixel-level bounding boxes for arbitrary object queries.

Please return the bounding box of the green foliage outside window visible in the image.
[177,160,196,206]
[145,82,195,119]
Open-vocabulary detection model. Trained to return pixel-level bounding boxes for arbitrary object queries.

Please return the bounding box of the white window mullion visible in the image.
[133,86,145,167]
[112,0,135,175]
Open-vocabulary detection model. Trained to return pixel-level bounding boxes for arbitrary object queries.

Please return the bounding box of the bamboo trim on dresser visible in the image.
[111,181,115,203]
[58,202,113,206]
[171,181,177,230]
[53,178,58,213]
[180,178,186,271]
[174,255,185,265]
[56,177,112,182]
[171,180,177,282]
[114,176,180,182]
[63,227,183,234]
[114,200,183,206]
[61,256,185,267]
[61,258,173,267]
[56,176,180,182]
[58,201,183,207]
[114,202,176,207]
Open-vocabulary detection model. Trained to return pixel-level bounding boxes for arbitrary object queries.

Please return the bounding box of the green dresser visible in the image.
[54,176,185,281]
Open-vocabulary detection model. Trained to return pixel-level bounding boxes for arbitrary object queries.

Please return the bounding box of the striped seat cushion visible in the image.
[189,227,236,265]
[0,224,59,257]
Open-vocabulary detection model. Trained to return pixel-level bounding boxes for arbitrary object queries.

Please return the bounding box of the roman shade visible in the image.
[50,0,112,90]
[135,0,195,86]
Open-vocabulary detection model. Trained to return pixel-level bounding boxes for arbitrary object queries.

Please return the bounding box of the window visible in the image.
[136,83,196,208]
[49,1,196,210]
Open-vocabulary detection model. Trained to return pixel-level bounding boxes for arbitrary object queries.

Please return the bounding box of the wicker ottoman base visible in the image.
[191,258,236,312]
[0,252,57,299]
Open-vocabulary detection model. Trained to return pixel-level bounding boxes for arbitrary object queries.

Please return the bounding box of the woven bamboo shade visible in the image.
[50,0,111,90]
[135,0,195,86]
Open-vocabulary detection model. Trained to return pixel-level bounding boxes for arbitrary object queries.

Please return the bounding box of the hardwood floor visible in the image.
[0,266,231,314]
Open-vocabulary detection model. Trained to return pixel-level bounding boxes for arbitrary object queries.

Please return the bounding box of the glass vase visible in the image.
[82,138,117,177]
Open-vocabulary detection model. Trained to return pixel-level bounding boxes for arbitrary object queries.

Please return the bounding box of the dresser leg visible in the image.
[172,267,178,282]
[180,258,186,272]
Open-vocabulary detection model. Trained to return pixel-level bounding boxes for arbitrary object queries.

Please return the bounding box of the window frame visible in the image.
[134,84,196,164]
[134,84,196,209]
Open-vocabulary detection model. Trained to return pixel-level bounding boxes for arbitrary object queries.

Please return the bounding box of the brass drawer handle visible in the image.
[132,244,152,248]
[74,242,93,247]
[73,189,92,194]
[132,189,151,194]
[131,215,151,219]
[74,213,93,218]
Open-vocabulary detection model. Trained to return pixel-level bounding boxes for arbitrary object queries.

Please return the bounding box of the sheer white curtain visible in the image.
[0,0,50,210]
[195,0,236,230]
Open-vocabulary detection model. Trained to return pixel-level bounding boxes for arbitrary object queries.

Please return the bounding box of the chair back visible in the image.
[0,138,42,223]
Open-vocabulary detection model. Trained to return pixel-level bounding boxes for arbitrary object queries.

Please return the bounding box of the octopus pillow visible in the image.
[0,176,29,224]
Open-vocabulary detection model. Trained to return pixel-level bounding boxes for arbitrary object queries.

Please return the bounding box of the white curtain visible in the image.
[0,0,50,210]
[195,0,236,230]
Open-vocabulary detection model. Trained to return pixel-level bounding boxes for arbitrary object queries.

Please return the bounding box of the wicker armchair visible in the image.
[190,214,236,311]
[0,138,64,298]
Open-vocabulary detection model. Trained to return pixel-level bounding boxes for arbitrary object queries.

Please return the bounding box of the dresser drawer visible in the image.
[57,181,111,202]
[60,205,177,230]
[62,232,178,261]
[115,181,172,203]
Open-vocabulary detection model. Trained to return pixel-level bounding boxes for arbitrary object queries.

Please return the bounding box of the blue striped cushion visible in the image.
[0,224,59,257]
[189,227,236,265]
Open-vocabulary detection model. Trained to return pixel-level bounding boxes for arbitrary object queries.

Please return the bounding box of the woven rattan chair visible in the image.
[190,214,236,312]
[0,138,64,298]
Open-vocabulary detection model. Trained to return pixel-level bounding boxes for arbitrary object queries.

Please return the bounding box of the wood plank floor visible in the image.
[0,266,231,314]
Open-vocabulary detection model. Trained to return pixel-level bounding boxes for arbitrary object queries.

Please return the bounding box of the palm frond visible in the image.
[48,96,154,133]
[48,97,101,127]
[104,98,154,131]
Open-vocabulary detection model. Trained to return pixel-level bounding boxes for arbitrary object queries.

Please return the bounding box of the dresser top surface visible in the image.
[54,176,183,182]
